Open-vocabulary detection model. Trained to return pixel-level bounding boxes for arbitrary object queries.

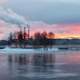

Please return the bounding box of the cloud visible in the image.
[29,23,80,34]
[0,0,8,5]
[57,0,80,3]
[0,7,80,39]
[0,7,27,25]
[0,20,19,40]
[0,7,79,35]
[42,0,80,4]
[6,0,80,24]
[0,19,80,39]
[0,7,80,32]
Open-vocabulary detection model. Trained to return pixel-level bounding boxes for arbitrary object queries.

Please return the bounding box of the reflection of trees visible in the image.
[33,54,55,66]
[8,54,29,65]
[32,53,55,72]
[8,54,55,65]
[8,55,13,63]
[8,53,55,73]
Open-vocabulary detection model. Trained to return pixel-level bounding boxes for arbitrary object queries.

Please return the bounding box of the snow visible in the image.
[0,47,59,54]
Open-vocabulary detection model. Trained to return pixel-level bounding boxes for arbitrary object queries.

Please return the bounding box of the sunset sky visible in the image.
[0,0,80,39]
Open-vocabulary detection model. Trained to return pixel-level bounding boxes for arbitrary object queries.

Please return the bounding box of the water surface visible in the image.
[0,51,80,80]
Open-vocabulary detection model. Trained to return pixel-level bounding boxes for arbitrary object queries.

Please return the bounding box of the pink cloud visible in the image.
[30,23,80,34]
[0,20,18,40]
[0,20,80,39]
[0,0,8,5]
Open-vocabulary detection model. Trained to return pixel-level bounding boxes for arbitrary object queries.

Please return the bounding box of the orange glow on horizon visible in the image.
[55,34,80,39]
[30,31,80,39]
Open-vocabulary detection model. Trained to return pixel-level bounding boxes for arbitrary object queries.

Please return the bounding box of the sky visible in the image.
[0,0,80,39]
[5,0,80,24]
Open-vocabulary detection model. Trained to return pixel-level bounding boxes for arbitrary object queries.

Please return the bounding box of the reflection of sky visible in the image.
[0,52,80,79]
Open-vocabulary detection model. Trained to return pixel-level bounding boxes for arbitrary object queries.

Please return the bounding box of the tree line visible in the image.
[8,31,55,48]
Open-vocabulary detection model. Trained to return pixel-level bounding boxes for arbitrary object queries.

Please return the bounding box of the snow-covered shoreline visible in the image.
[0,47,59,54]
[0,47,80,54]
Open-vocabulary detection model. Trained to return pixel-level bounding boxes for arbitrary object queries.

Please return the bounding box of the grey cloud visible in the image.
[2,0,80,24]
[0,7,27,25]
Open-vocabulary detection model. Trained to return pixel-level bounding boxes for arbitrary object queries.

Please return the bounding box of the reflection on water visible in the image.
[8,54,55,73]
[1,51,80,80]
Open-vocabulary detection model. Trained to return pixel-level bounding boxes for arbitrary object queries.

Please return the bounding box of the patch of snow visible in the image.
[0,47,59,54]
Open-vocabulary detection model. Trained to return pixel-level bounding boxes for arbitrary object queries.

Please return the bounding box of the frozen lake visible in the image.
[0,50,80,80]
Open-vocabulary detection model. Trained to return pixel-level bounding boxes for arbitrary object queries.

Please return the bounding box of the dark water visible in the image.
[0,51,80,80]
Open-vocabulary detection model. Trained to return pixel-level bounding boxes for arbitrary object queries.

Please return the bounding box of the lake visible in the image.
[0,50,80,80]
